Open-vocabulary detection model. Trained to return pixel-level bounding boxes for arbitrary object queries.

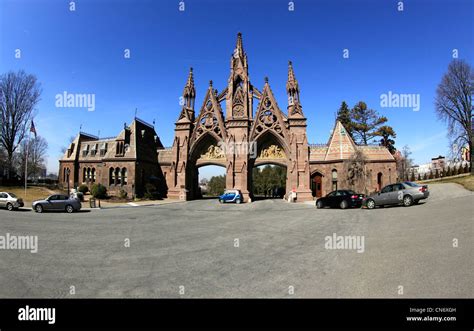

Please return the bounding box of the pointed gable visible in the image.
[250,80,288,141]
[324,121,357,161]
[191,83,227,143]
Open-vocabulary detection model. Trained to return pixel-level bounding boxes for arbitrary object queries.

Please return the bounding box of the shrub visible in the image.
[446,166,451,177]
[119,189,128,199]
[435,169,439,179]
[452,166,458,176]
[464,163,470,173]
[78,184,89,194]
[428,170,433,179]
[144,183,160,200]
[91,183,107,199]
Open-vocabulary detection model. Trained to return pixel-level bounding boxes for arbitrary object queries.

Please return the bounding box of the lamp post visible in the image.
[66,168,71,195]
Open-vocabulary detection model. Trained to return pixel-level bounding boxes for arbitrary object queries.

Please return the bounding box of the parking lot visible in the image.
[0,183,472,298]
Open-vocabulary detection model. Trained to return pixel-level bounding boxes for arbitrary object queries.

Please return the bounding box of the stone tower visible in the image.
[168,68,196,200]
[224,33,254,201]
[286,61,313,200]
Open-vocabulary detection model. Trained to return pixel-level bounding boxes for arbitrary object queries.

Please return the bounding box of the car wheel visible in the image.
[65,205,74,213]
[366,199,376,210]
[6,203,14,211]
[403,195,413,207]
[219,199,223,203]
[235,198,242,204]
[35,204,43,213]
[340,200,348,209]
[316,200,324,209]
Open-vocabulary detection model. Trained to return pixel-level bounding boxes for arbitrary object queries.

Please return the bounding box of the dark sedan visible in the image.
[316,190,365,209]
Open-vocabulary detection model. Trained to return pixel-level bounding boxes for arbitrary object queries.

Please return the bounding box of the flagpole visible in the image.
[24,133,29,197]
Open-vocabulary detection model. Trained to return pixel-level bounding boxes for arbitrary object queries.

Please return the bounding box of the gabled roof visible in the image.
[324,121,357,161]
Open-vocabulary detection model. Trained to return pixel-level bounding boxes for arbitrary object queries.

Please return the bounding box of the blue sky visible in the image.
[1,0,473,179]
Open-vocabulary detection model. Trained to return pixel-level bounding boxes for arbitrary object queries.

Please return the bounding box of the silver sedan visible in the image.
[0,192,25,211]
[363,182,429,209]
[32,194,82,213]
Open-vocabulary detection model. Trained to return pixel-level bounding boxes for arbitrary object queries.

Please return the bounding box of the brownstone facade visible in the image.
[59,118,165,198]
[59,33,396,201]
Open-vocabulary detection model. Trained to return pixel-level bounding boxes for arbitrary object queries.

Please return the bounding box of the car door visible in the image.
[324,191,335,207]
[57,195,68,210]
[332,191,343,207]
[390,184,405,204]
[378,185,393,205]
[50,195,64,210]
[0,193,6,207]
[43,195,56,210]
[227,192,236,202]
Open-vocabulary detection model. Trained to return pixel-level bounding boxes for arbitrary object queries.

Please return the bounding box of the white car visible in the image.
[0,192,25,211]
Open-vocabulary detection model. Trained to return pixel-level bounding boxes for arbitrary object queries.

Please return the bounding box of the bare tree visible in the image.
[435,60,473,173]
[17,136,48,180]
[60,136,76,154]
[345,149,368,194]
[0,71,41,178]
[397,145,413,181]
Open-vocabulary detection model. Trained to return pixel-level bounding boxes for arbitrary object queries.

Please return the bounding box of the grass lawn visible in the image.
[0,186,66,207]
[419,174,474,191]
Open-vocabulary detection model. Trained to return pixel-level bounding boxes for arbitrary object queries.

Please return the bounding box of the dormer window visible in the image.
[67,143,75,158]
[115,140,125,156]
[82,144,89,156]
[91,144,98,156]
[100,142,108,156]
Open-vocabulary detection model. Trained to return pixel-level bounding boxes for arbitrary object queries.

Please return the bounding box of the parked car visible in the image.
[0,192,24,211]
[363,182,429,209]
[316,190,365,209]
[32,194,82,213]
[219,189,243,204]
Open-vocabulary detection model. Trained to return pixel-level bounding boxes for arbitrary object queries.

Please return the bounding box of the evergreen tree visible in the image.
[375,125,397,154]
[350,101,388,145]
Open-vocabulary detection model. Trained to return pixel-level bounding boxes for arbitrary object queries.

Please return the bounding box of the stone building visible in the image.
[59,33,396,201]
[59,118,165,198]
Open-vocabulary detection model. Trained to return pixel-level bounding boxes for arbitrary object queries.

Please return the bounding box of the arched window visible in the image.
[83,167,87,182]
[377,172,383,191]
[109,167,114,185]
[92,168,96,183]
[63,168,67,182]
[115,167,121,185]
[121,168,127,185]
[331,169,338,191]
[87,167,91,182]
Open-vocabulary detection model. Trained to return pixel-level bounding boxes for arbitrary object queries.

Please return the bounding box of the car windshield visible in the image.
[404,181,420,187]
[8,193,17,198]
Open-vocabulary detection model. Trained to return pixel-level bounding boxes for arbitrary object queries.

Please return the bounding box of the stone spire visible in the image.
[286,60,303,117]
[177,67,196,122]
[286,61,299,97]
[183,67,195,101]
[235,32,244,58]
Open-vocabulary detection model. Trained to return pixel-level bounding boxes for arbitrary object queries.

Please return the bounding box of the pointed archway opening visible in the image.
[251,164,287,200]
[249,130,289,200]
[197,164,226,199]
[311,171,324,198]
[187,133,226,200]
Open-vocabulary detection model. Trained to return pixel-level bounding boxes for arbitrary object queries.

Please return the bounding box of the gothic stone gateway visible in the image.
[59,33,396,202]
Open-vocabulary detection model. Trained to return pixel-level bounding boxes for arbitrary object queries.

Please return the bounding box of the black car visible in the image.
[316,190,365,209]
